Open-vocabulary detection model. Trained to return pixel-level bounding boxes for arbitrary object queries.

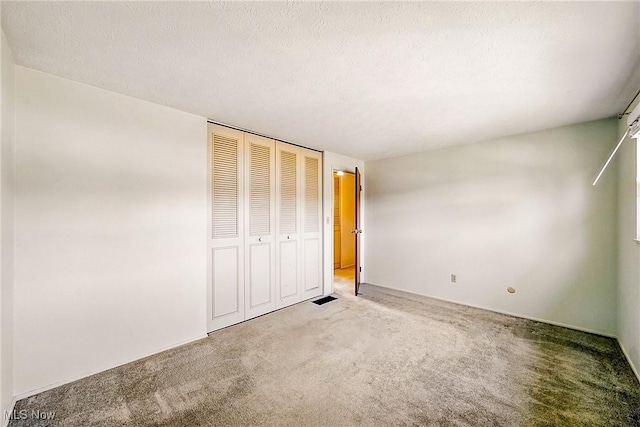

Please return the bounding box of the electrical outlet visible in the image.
[451,274,456,283]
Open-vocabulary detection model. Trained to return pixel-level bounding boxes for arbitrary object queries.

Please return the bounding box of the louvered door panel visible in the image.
[212,136,239,238]
[304,156,320,233]
[245,135,276,319]
[276,143,302,308]
[301,149,323,300]
[249,143,271,236]
[207,125,245,332]
[279,150,297,235]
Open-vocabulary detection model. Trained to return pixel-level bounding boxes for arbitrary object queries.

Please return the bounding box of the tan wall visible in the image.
[339,174,356,267]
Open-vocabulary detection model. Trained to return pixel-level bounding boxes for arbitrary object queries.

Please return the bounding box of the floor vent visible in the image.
[312,296,337,305]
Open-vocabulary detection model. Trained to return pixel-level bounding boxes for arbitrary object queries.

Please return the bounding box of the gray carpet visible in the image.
[10,283,640,426]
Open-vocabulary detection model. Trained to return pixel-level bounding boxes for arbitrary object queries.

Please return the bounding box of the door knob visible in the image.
[258,237,263,242]
[287,235,290,240]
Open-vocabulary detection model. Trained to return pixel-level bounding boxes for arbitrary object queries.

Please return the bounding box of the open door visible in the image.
[354,167,362,296]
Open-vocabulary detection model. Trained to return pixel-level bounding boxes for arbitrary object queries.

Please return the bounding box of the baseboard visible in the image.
[14,334,207,401]
[365,282,616,339]
[2,397,17,427]
[208,293,324,334]
[618,340,640,384]
[338,263,355,269]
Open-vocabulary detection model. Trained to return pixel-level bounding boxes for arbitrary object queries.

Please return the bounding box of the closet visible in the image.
[207,124,323,332]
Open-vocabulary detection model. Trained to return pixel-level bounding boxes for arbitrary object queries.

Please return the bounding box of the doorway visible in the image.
[332,170,356,294]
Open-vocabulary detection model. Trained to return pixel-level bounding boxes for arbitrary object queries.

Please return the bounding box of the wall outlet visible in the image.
[451,274,457,283]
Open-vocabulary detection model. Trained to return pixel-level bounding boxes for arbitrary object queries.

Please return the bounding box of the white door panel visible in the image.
[248,243,273,310]
[212,246,240,317]
[208,125,244,331]
[303,238,321,293]
[245,134,276,319]
[301,149,323,301]
[276,142,302,308]
[279,240,299,300]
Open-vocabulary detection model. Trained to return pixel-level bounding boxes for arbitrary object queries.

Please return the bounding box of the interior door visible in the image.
[276,142,301,308]
[208,124,245,332]
[301,149,323,300]
[245,134,276,319]
[355,167,362,296]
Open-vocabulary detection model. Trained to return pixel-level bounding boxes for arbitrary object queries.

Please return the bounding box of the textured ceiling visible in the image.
[2,2,640,160]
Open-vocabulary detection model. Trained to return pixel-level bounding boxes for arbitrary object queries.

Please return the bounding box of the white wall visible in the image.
[323,152,364,294]
[0,29,15,420]
[14,67,207,397]
[617,95,640,380]
[365,119,618,336]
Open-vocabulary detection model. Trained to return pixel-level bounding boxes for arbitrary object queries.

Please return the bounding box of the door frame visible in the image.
[331,167,355,293]
[332,170,356,272]
[321,152,365,296]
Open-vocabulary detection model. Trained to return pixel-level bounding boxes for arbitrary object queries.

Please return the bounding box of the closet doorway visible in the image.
[332,169,358,295]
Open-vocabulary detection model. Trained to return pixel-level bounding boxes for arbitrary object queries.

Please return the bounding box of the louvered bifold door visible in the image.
[245,134,277,319]
[208,124,245,332]
[276,143,302,308]
[301,149,323,300]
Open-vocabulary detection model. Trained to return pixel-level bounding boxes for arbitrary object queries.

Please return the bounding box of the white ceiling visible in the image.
[2,2,640,160]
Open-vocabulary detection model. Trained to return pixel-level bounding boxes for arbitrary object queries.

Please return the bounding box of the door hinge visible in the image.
[359,267,362,272]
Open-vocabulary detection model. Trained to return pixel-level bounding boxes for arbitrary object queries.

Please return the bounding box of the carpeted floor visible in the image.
[10,283,640,426]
